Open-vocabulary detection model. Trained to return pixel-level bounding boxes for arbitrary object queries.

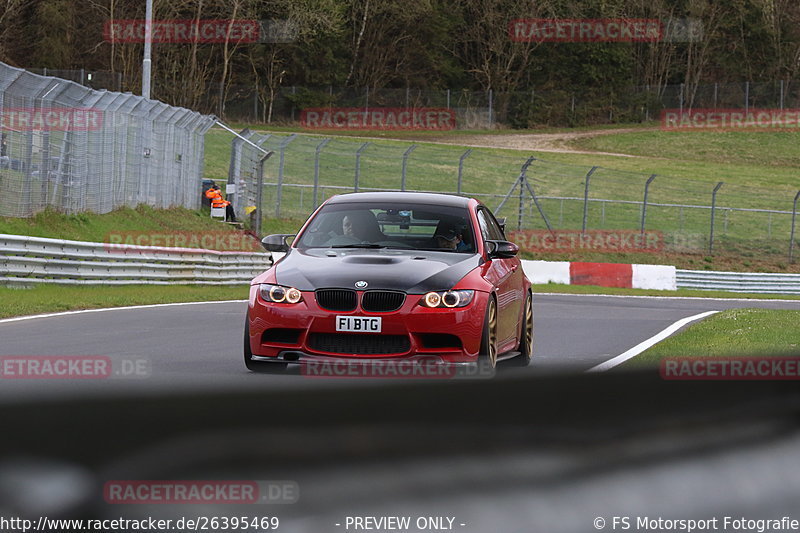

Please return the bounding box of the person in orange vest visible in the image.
[205,184,237,222]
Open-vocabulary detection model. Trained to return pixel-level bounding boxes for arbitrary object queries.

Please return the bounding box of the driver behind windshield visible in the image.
[340,210,385,242]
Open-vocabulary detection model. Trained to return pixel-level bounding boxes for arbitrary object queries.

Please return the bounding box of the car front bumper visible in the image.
[247,287,490,364]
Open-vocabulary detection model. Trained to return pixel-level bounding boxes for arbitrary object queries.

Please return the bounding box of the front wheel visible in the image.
[244,315,288,373]
[479,296,498,368]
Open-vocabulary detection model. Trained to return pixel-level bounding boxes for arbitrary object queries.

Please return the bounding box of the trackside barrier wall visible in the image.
[524,260,800,294]
[675,269,800,294]
[522,261,677,291]
[4,236,797,294]
[0,234,271,286]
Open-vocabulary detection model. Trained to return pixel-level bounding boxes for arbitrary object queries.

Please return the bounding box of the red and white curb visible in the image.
[522,260,677,291]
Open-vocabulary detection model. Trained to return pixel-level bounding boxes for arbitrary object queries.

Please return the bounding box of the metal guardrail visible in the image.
[676,269,800,294]
[0,234,271,286]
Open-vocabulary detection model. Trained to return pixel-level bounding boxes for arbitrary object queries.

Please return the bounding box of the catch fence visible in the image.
[228,131,800,262]
[0,61,216,217]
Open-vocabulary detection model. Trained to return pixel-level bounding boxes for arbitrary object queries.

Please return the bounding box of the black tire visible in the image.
[244,315,288,373]
[509,292,534,367]
[479,296,498,368]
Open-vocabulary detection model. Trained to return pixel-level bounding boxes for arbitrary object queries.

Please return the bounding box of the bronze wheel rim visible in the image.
[487,299,497,367]
[524,295,533,356]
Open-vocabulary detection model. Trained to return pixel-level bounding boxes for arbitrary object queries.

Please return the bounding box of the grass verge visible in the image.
[0,284,250,320]
[621,308,800,368]
[0,205,260,250]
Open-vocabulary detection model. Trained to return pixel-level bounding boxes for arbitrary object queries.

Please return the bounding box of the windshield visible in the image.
[295,201,476,253]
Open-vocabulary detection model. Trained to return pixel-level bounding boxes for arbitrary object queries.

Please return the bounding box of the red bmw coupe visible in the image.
[245,192,533,372]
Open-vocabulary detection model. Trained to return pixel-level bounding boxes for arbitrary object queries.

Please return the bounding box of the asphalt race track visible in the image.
[1,293,799,403]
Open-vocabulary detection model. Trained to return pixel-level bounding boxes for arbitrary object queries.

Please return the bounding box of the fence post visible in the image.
[713,83,718,110]
[401,144,416,191]
[457,149,471,195]
[745,81,750,113]
[488,89,493,127]
[581,166,599,235]
[709,181,724,253]
[228,130,252,210]
[641,174,657,235]
[497,157,535,214]
[780,80,785,110]
[313,138,330,208]
[790,190,800,262]
[275,134,297,218]
[354,142,370,192]
[255,151,273,237]
[679,83,684,113]
[517,166,525,231]
[523,162,554,234]
[446,89,450,109]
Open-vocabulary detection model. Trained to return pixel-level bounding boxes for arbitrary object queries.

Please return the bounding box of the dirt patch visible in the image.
[382,127,660,157]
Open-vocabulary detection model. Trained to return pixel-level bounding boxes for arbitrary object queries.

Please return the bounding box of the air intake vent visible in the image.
[316,289,357,312]
[308,333,411,355]
[361,291,406,312]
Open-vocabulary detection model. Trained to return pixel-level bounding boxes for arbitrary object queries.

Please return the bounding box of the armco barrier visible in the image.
[0,234,272,286]
[676,269,800,294]
[523,260,800,294]
[4,238,797,294]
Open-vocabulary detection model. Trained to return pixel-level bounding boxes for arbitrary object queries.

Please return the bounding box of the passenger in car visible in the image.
[434,225,471,252]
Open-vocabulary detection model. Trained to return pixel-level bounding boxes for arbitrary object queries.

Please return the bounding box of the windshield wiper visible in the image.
[331,243,386,249]
[415,247,460,252]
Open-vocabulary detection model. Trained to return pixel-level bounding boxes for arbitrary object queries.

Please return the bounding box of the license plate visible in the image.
[336,316,381,333]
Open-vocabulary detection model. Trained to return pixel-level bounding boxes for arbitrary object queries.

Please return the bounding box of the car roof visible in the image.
[325,191,472,208]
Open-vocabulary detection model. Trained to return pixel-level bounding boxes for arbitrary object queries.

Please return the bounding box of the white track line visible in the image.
[586,310,719,372]
[0,300,248,325]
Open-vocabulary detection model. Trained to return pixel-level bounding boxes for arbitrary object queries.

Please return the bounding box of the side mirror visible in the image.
[486,240,519,259]
[261,234,295,253]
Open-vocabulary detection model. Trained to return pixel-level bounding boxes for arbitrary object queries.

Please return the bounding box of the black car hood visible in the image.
[275,248,483,294]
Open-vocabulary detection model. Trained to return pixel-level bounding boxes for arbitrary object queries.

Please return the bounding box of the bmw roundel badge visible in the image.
[355,280,368,289]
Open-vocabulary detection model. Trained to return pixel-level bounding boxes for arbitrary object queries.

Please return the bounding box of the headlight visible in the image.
[420,290,474,308]
[259,283,303,304]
